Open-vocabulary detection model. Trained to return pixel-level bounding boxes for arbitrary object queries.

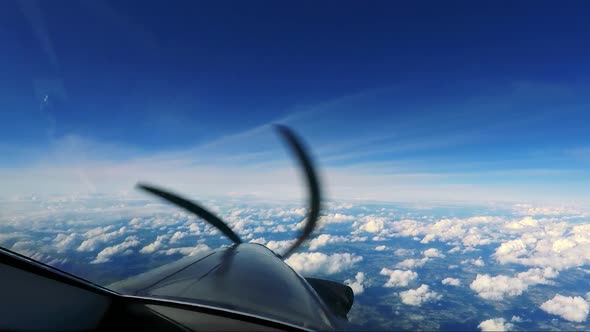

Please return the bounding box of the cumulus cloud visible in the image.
[271,225,288,233]
[493,220,590,270]
[319,213,356,225]
[188,223,201,235]
[266,239,295,254]
[504,216,539,229]
[53,233,81,252]
[478,318,513,332]
[441,277,461,286]
[0,232,25,247]
[344,272,366,295]
[470,267,558,300]
[139,235,168,254]
[169,231,187,243]
[248,237,266,245]
[461,257,485,267]
[394,248,415,256]
[462,228,493,247]
[161,244,211,257]
[285,252,363,275]
[84,225,114,238]
[423,248,445,258]
[77,226,127,252]
[540,294,590,322]
[350,236,368,242]
[375,245,388,251]
[380,268,417,287]
[91,236,140,264]
[448,246,461,254]
[399,284,441,306]
[390,216,503,247]
[353,216,389,234]
[396,257,429,269]
[308,234,347,250]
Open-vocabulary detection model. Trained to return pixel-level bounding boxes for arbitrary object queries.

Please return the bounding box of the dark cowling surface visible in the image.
[111,243,341,331]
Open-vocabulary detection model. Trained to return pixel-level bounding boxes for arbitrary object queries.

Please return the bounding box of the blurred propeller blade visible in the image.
[137,184,242,244]
[274,125,321,259]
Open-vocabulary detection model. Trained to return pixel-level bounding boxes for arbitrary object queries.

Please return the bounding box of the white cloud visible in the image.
[391,216,503,247]
[169,231,187,243]
[11,240,36,255]
[308,234,347,250]
[510,316,523,323]
[246,237,295,254]
[441,277,461,286]
[344,272,366,295]
[0,232,25,246]
[512,204,579,216]
[77,226,127,252]
[375,245,388,251]
[266,239,295,254]
[448,246,461,253]
[285,252,363,275]
[394,248,415,256]
[319,213,356,225]
[139,235,168,254]
[461,257,485,267]
[540,294,590,322]
[350,236,368,242]
[493,220,590,270]
[83,225,114,238]
[423,248,445,258]
[188,223,201,235]
[399,284,441,306]
[462,228,493,247]
[380,268,417,287]
[53,233,80,252]
[91,236,140,264]
[504,216,539,229]
[248,237,266,245]
[478,318,513,332]
[353,216,389,234]
[473,258,485,266]
[470,267,558,300]
[396,257,429,269]
[162,244,211,257]
[271,225,288,233]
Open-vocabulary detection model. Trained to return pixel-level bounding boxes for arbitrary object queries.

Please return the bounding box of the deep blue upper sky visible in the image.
[1,1,590,202]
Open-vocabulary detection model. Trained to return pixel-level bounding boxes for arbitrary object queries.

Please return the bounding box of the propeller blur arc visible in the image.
[136,184,242,244]
[274,125,321,260]
[135,125,321,259]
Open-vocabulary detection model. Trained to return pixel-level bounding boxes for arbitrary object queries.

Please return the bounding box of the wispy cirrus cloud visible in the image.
[2,81,590,204]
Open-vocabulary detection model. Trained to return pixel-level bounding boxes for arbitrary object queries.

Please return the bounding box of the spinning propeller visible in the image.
[137,125,321,259]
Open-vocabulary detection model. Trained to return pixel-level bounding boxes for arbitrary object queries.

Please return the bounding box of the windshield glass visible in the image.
[2,1,590,330]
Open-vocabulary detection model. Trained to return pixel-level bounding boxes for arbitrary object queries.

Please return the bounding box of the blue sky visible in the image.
[1,1,590,203]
